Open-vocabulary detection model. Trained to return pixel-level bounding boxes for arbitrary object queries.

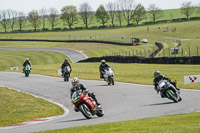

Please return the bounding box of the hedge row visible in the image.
[78,55,200,64]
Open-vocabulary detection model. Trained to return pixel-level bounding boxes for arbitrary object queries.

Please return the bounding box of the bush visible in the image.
[53,28,61,31]
[63,27,68,31]
[42,28,49,31]
[74,27,83,30]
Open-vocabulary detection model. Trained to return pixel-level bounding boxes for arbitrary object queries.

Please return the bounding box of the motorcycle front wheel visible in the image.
[108,76,114,85]
[79,103,92,119]
[166,90,179,103]
[64,73,69,82]
[25,71,29,77]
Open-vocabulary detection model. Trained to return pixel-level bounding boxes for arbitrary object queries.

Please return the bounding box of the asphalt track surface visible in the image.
[1,72,200,133]
[0,47,88,63]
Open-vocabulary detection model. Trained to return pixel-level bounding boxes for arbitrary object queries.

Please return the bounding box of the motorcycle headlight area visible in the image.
[159,82,165,89]
[72,96,80,103]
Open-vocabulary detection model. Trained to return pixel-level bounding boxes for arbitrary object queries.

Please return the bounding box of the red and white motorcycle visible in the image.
[71,90,104,119]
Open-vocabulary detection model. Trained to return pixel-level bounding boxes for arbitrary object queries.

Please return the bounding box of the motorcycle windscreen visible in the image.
[25,65,30,70]
[158,80,166,91]
[64,66,71,73]
[72,90,82,103]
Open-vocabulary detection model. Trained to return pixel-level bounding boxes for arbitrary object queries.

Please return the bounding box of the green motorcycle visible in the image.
[24,65,31,77]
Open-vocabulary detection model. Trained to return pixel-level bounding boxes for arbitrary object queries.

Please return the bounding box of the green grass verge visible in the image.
[35,112,200,133]
[0,50,69,71]
[0,87,63,127]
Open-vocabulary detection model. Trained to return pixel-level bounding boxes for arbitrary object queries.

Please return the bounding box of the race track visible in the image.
[1,72,200,133]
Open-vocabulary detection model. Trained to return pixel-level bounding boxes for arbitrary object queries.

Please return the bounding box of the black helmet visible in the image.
[101,60,106,65]
[154,71,160,78]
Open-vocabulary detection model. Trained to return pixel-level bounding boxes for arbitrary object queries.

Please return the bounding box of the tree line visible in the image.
[0,0,200,33]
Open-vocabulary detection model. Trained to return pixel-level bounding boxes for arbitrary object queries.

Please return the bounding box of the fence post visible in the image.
[169,48,170,57]
[189,47,190,57]
[182,48,183,56]
[197,47,198,56]
[149,49,150,57]
[163,49,165,57]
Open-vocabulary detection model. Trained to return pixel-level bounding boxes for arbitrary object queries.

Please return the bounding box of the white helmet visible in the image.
[101,60,106,64]
[71,77,79,87]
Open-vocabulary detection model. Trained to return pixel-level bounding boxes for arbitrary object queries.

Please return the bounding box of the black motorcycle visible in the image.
[63,66,71,82]
[157,80,182,103]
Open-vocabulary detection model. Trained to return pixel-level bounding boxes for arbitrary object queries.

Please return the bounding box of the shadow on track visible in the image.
[58,118,87,123]
[143,101,175,106]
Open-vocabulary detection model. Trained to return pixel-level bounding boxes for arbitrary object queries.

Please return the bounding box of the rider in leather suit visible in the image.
[153,71,180,98]
[70,77,101,106]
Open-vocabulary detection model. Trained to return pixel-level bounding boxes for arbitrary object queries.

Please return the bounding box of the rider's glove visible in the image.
[83,90,89,94]
[154,87,159,93]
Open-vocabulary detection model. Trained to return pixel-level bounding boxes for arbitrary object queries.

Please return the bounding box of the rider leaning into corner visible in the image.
[70,77,101,110]
[153,71,181,98]
[22,58,31,72]
[61,58,72,76]
[99,60,110,79]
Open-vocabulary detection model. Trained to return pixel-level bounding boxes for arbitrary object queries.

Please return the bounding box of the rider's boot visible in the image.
[178,97,182,101]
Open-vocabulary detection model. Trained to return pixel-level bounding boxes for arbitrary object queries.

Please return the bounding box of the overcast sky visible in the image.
[0,0,199,14]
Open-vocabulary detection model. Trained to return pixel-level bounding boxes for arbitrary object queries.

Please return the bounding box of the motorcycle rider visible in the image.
[153,71,180,98]
[70,77,101,108]
[99,60,110,78]
[23,58,31,72]
[61,58,72,76]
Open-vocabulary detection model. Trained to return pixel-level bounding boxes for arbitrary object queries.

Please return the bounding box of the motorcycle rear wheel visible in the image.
[79,103,92,119]
[108,76,114,85]
[96,107,104,117]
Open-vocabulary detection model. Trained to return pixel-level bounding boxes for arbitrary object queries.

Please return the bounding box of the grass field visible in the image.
[0,87,63,127]
[0,8,199,32]
[36,112,200,133]
[1,20,200,42]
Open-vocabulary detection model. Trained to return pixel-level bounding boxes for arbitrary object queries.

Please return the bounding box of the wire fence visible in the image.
[106,47,200,58]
